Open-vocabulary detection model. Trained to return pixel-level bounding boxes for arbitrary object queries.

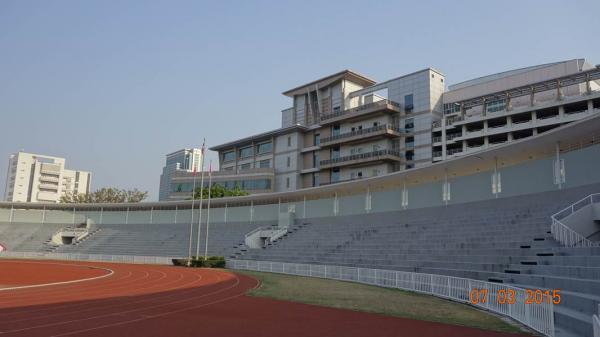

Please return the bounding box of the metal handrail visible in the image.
[550,193,600,247]
[321,124,402,143]
[320,149,401,166]
[320,99,401,121]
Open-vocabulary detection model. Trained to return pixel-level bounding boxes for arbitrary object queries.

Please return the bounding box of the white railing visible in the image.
[0,251,178,265]
[228,259,554,337]
[550,193,600,248]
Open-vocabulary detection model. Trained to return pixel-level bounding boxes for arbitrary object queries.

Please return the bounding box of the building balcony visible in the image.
[39,175,60,183]
[320,100,401,125]
[38,183,59,191]
[320,124,403,147]
[320,149,402,169]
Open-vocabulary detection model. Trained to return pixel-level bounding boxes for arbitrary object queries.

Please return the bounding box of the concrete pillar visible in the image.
[530,87,536,106]
[462,140,467,152]
[507,132,513,141]
[586,74,592,95]
[507,115,512,128]
[482,98,487,117]
[558,105,565,118]
[532,110,537,124]
[588,100,594,112]
[483,120,488,133]
[506,94,512,111]
[484,136,489,147]
[533,128,538,136]
[557,80,564,101]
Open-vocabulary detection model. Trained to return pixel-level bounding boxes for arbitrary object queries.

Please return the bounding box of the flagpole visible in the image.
[187,162,198,265]
[204,160,213,259]
[195,140,206,258]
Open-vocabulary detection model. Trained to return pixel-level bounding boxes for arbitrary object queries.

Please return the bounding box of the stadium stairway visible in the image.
[242,184,600,337]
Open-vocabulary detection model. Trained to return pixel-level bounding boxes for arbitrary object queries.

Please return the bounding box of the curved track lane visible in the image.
[0,260,530,337]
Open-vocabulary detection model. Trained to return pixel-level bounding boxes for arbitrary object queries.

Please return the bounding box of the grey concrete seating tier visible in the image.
[242,183,600,337]
[0,222,65,252]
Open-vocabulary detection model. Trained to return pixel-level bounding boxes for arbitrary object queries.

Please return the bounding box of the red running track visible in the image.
[0,260,530,337]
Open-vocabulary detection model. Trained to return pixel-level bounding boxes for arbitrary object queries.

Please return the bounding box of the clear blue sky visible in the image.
[1,0,598,200]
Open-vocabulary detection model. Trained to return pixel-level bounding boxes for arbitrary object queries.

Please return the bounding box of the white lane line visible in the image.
[0,264,114,292]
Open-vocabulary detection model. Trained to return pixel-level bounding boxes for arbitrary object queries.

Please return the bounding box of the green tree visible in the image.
[60,187,148,203]
[191,183,249,200]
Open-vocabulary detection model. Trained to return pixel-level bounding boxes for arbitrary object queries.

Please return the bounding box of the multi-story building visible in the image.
[3,152,91,203]
[209,59,599,193]
[158,148,202,201]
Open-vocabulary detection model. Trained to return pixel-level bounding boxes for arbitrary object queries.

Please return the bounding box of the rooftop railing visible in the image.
[321,124,402,144]
[320,100,401,121]
[320,149,401,167]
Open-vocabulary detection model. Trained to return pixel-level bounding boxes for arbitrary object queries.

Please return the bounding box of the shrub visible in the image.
[172,256,225,268]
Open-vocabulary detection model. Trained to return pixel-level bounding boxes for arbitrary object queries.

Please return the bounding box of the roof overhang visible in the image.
[282,70,376,97]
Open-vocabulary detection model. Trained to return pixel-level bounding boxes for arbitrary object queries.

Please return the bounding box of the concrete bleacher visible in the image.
[0,222,64,252]
[242,184,600,337]
[56,221,272,258]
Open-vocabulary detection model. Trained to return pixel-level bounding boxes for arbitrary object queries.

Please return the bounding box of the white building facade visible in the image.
[158,148,203,201]
[3,152,91,203]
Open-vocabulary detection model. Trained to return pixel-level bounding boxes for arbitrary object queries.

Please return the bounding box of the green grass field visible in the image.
[238,270,532,335]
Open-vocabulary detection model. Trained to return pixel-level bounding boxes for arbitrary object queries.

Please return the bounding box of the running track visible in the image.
[0,260,530,337]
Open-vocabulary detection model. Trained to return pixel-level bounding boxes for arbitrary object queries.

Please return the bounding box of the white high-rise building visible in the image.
[158,148,202,201]
[3,152,91,203]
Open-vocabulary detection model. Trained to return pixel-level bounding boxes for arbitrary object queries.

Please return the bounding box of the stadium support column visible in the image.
[365,187,372,213]
[554,142,565,190]
[303,196,307,218]
[333,193,339,216]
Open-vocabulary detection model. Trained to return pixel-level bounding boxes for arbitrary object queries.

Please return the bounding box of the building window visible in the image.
[259,159,271,168]
[443,103,461,115]
[372,169,380,176]
[405,136,414,148]
[256,142,272,155]
[332,124,341,136]
[287,156,291,167]
[238,146,253,158]
[331,168,340,183]
[405,118,414,132]
[240,163,252,170]
[404,94,414,113]
[313,151,320,168]
[332,146,340,159]
[286,177,290,188]
[314,133,320,146]
[373,122,379,127]
[223,151,235,162]
[486,99,507,113]
[287,136,292,147]
[312,173,320,187]
[406,150,414,161]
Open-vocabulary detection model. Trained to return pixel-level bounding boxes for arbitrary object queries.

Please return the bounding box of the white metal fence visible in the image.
[228,259,554,337]
[551,193,600,247]
[0,251,177,265]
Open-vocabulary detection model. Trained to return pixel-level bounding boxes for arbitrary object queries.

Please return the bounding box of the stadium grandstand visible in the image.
[2,61,600,337]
